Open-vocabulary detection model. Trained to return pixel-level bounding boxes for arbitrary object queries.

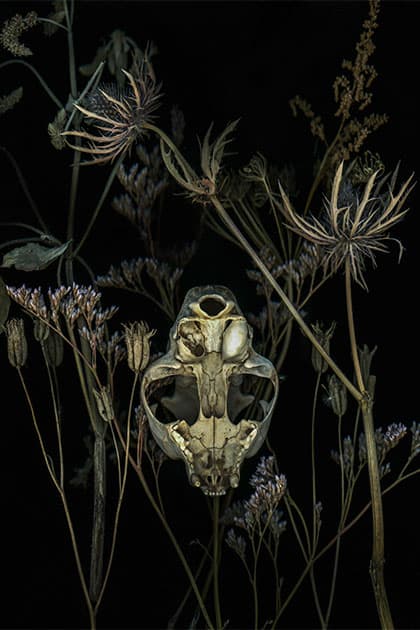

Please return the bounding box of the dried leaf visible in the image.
[2,241,71,271]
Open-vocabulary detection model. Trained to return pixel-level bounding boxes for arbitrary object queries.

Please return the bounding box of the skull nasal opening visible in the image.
[199,296,226,316]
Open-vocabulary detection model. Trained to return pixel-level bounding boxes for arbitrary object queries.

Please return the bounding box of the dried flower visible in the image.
[289,95,326,142]
[0,87,23,115]
[161,120,238,203]
[0,12,38,56]
[331,436,354,479]
[48,108,67,150]
[123,321,155,373]
[62,61,161,165]
[246,455,287,518]
[409,422,420,458]
[97,257,183,320]
[6,318,28,367]
[333,0,380,119]
[358,423,407,467]
[280,162,414,290]
[225,529,247,560]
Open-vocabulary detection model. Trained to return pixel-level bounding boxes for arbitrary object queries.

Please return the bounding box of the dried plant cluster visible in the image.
[0,2,417,629]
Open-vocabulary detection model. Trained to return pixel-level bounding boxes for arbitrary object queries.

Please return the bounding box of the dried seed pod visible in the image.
[327,374,348,417]
[93,385,114,423]
[311,321,336,374]
[6,318,27,367]
[123,321,155,373]
[33,319,50,342]
[44,330,64,367]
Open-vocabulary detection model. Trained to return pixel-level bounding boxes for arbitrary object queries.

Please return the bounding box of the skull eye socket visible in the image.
[228,374,275,424]
[222,319,249,360]
[145,375,200,425]
[178,321,205,358]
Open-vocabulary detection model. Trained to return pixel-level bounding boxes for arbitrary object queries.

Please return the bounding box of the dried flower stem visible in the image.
[210,193,361,402]
[309,372,325,627]
[94,373,138,616]
[16,368,95,628]
[303,121,344,215]
[73,154,125,258]
[212,497,222,629]
[112,419,215,630]
[0,59,63,108]
[41,348,65,487]
[344,259,393,629]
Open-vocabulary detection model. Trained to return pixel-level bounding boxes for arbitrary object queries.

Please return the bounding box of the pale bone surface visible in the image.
[141,286,279,496]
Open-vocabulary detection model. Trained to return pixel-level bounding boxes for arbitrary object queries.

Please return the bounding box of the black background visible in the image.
[1,1,420,629]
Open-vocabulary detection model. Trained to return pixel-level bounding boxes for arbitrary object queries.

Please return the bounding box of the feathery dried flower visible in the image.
[280,162,414,290]
[6,318,28,368]
[331,436,354,479]
[267,508,287,540]
[358,423,407,467]
[289,95,326,142]
[48,108,67,150]
[123,321,155,373]
[0,11,37,56]
[333,0,380,118]
[62,62,161,165]
[409,422,420,458]
[97,257,183,320]
[0,87,23,115]
[246,455,287,518]
[225,529,247,560]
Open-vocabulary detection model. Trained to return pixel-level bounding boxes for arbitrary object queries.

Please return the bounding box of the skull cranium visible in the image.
[140,286,278,496]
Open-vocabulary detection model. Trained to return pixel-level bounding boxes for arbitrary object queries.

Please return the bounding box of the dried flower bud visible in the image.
[123,321,155,373]
[6,318,28,367]
[311,321,336,373]
[93,385,114,423]
[44,330,64,366]
[33,319,50,342]
[326,374,348,416]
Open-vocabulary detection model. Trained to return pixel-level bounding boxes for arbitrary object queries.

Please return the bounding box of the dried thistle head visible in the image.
[160,120,238,204]
[280,162,414,290]
[63,61,161,165]
[0,11,38,57]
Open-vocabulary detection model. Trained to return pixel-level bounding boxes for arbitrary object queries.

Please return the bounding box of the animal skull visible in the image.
[140,286,278,496]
